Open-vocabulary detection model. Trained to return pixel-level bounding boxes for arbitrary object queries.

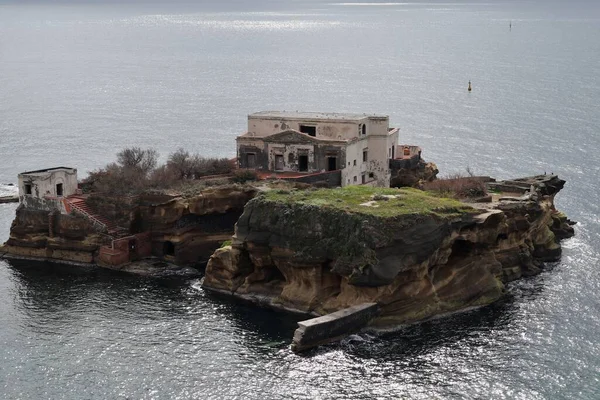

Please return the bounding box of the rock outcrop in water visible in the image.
[203,175,574,327]
[0,185,257,276]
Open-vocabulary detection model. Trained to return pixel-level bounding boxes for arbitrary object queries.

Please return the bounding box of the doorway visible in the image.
[275,155,284,170]
[298,155,308,172]
[327,157,337,171]
[163,241,175,256]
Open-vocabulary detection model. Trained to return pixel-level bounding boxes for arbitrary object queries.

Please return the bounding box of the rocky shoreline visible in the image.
[202,175,574,332]
[0,173,575,351]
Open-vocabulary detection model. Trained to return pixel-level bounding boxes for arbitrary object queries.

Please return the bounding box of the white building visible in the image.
[18,167,78,201]
[236,111,399,187]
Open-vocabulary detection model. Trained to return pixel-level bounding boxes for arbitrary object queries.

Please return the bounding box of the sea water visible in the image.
[0,1,599,398]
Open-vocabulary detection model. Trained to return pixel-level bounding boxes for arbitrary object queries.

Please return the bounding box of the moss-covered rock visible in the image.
[203,179,574,328]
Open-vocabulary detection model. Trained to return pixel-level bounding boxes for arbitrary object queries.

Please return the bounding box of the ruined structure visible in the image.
[236,111,400,187]
[18,167,78,201]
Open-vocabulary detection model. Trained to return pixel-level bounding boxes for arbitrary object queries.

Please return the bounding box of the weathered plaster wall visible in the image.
[341,129,398,187]
[364,117,390,136]
[248,116,363,141]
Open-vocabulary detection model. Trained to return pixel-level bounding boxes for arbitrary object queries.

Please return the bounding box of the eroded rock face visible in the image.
[203,176,574,327]
[1,206,109,264]
[1,185,258,271]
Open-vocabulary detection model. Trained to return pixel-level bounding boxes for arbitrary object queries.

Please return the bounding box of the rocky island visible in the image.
[202,175,574,349]
[0,111,576,351]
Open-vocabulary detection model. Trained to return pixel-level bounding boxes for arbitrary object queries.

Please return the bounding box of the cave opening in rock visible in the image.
[447,239,474,264]
[268,266,286,284]
[163,241,175,256]
[496,233,508,243]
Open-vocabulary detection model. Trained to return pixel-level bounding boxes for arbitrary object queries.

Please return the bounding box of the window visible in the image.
[363,150,368,162]
[391,145,395,159]
[353,160,356,166]
[361,174,366,184]
[56,183,63,197]
[369,172,374,179]
[299,125,316,137]
[362,124,367,136]
[24,184,32,195]
[353,176,357,183]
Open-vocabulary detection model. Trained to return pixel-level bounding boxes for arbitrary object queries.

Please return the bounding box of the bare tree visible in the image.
[117,147,158,175]
[167,148,193,179]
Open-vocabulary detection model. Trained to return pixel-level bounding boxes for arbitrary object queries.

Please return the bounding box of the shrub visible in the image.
[423,174,487,199]
[230,169,259,183]
[82,147,237,195]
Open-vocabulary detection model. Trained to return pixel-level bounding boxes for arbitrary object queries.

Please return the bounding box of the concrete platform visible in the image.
[291,303,379,353]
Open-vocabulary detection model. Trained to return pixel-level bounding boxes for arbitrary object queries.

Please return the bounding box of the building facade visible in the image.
[18,167,78,201]
[236,111,399,187]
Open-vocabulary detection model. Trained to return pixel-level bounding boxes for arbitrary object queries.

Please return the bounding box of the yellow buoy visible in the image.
[468,81,472,92]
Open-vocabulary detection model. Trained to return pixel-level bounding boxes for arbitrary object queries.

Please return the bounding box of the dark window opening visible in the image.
[363,150,368,162]
[392,145,395,159]
[369,172,374,178]
[163,241,175,256]
[56,183,63,197]
[362,124,367,136]
[298,155,308,172]
[327,157,337,171]
[246,153,256,168]
[353,160,356,166]
[300,125,316,137]
[24,184,32,195]
[353,176,357,183]
[275,155,284,170]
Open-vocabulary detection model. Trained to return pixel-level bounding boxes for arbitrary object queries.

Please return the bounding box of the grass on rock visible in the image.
[263,186,475,218]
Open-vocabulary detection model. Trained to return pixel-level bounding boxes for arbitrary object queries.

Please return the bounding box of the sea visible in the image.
[0,0,599,398]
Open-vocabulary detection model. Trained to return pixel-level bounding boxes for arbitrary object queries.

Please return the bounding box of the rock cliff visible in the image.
[0,185,258,274]
[203,175,574,327]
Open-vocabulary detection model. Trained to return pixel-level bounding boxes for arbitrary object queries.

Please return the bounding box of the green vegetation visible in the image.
[263,185,475,218]
[220,240,232,248]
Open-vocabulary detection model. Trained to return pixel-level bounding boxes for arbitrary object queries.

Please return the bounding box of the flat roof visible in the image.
[19,167,76,176]
[249,111,388,121]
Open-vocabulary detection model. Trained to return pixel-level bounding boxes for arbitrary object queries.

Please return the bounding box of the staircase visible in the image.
[65,195,129,239]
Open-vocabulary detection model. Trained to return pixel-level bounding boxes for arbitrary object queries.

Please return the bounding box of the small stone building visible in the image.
[18,167,78,201]
[236,111,399,187]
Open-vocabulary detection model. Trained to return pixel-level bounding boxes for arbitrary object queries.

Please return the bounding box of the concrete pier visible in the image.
[291,303,378,353]
[0,195,18,204]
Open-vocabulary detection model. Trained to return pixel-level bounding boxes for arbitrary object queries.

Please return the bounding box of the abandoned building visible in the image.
[18,167,78,201]
[236,111,400,187]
